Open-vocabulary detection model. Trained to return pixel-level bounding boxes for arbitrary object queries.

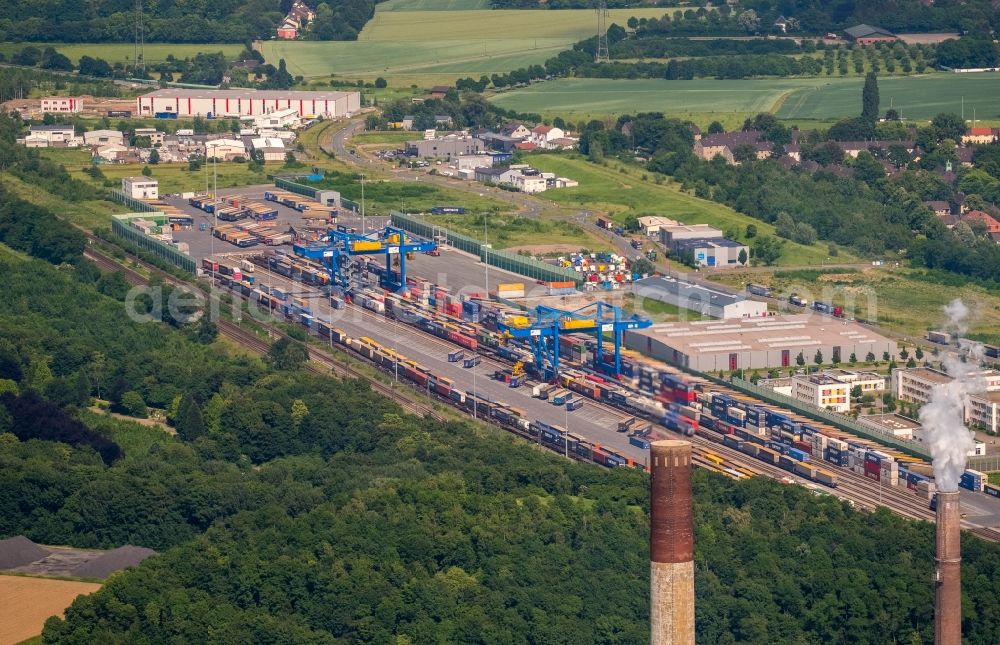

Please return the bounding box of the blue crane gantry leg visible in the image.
[496,301,651,378]
[293,225,436,293]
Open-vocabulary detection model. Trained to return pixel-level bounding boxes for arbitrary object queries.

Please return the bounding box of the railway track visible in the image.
[83,244,1000,542]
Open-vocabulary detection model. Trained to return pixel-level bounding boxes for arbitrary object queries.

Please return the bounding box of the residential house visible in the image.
[474,165,548,193]
[515,141,537,152]
[499,123,531,139]
[837,139,915,159]
[547,137,578,150]
[84,129,126,147]
[843,24,897,44]
[529,125,565,149]
[434,115,452,127]
[277,0,314,39]
[962,127,997,145]
[429,86,451,98]
[962,210,1000,241]
[773,15,789,33]
[401,116,415,130]
[250,137,287,162]
[924,200,952,218]
[693,130,771,164]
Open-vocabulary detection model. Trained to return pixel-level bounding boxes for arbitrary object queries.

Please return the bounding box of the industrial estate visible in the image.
[2,0,1000,643]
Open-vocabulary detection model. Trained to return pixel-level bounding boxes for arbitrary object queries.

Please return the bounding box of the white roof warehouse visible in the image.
[136,89,360,119]
[624,314,897,372]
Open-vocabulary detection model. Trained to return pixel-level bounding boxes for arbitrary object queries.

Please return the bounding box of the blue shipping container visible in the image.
[787,448,810,462]
[629,436,650,450]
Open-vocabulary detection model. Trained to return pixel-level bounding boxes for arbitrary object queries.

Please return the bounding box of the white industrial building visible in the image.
[23,125,78,148]
[41,97,82,113]
[632,277,768,320]
[136,89,360,119]
[205,138,247,161]
[250,137,287,161]
[122,177,158,200]
[83,129,126,147]
[252,107,301,129]
[625,314,897,372]
[792,374,850,413]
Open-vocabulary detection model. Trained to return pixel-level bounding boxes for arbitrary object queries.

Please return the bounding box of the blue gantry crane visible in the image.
[496,301,651,378]
[293,225,436,292]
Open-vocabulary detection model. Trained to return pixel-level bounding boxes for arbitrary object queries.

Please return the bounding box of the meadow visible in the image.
[708,268,1000,339]
[492,73,1000,124]
[525,153,842,266]
[262,7,677,85]
[0,43,242,66]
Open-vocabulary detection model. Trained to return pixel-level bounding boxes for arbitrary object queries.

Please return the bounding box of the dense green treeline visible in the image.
[576,111,1000,283]
[0,246,999,641]
[0,0,383,44]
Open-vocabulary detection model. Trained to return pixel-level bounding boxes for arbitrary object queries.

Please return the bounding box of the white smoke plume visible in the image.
[918,300,982,492]
[942,298,970,336]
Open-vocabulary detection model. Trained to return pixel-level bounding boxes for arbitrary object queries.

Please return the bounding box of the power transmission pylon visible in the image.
[134,0,145,75]
[595,0,609,63]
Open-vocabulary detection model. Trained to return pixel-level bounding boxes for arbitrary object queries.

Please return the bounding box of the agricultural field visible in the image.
[708,267,1000,339]
[263,7,677,86]
[379,0,492,9]
[491,73,1000,124]
[524,153,842,266]
[0,575,102,645]
[776,72,1000,120]
[0,42,242,66]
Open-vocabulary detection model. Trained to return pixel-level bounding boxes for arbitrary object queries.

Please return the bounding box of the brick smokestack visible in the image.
[935,491,962,645]
[650,440,695,645]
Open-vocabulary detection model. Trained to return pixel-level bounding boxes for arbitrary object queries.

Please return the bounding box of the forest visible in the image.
[573,109,1000,285]
[0,0,380,43]
[0,184,998,641]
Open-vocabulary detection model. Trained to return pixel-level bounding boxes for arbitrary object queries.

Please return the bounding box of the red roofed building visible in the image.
[962,210,1000,241]
[962,127,997,145]
[515,141,536,151]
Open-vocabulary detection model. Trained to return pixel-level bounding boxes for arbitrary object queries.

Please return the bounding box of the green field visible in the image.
[776,72,1000,120]
[525,153,843,266]
[708,267,1000,339]
[0,42,243,65]
[379,0,491,9]
[262,7,677,85]
[492,74,1000,123]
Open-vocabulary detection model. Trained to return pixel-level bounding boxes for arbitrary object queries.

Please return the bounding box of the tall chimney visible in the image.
[935,490,962,645]
[650,439,695,645]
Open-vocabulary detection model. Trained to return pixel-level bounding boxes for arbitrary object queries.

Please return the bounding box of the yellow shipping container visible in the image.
[351,241,384,252]
[497,283,524,291]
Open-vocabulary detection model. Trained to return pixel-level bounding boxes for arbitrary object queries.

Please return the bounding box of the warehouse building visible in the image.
[624,314,897,372]
[136,89,360,119]
[633,277,768,320]
[673,237,749,268]
[41,96,82,113]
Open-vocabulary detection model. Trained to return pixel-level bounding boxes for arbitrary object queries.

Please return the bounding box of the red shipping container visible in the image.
[793,441,812,453]
[864,460,881,482]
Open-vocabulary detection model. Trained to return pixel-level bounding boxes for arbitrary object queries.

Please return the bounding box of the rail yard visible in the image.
[87,213,1000,542]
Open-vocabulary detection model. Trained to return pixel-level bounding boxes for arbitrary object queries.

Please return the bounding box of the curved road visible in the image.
[321,119,546,219]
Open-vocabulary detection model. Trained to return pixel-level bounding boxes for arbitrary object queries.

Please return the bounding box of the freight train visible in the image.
[220,253,937,493]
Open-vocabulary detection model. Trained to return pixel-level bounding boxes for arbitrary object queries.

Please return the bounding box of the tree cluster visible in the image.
[0,240,998,642]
